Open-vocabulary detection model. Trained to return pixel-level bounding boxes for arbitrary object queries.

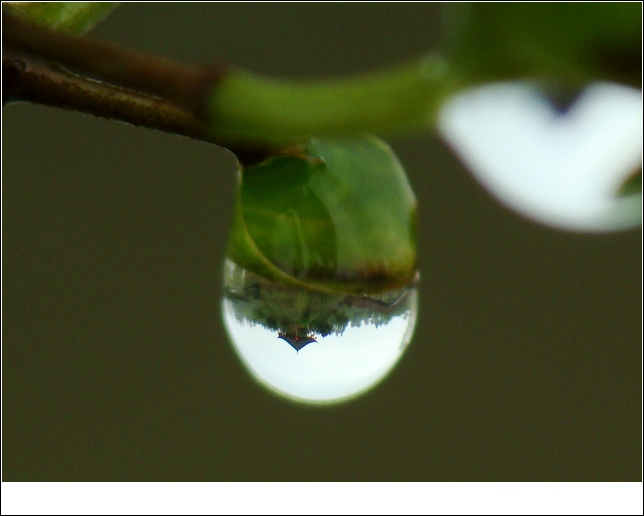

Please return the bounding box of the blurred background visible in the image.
[2,3,641,481]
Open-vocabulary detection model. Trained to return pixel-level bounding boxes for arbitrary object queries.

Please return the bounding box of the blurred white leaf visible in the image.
[438,82,642,231]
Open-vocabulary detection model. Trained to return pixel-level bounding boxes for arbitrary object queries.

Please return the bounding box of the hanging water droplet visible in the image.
[221,136,419,404]
[222,259,418,405]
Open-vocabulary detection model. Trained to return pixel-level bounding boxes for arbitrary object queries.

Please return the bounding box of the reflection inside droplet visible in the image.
[221,259,418,405]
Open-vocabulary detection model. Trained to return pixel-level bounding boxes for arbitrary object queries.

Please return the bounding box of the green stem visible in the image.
[209,55,458,145]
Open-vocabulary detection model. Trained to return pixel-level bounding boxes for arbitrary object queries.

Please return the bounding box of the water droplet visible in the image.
[221,259,418,405]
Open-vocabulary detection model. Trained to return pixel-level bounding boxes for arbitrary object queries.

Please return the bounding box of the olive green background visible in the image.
[2,4,641,481]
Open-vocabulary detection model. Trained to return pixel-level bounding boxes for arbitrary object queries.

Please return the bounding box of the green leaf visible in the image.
[443,3,642,88]
[227,136,418,295]
[3,2,119,34]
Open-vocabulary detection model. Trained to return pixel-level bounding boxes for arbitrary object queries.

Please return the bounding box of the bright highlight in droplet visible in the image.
[221,260,418,405]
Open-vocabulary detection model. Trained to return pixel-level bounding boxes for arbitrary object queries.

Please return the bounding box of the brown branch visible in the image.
[2,51,279,166]
[3,50,212,140]
[2,11,220,116]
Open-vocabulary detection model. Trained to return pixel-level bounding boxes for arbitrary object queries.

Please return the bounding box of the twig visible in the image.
[3,51,207,137]
[2,12,220,115]
[2,50,280,165]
